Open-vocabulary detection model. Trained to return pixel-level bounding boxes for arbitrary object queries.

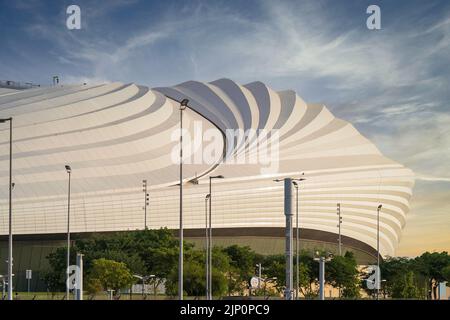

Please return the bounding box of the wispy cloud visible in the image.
[1,0,449,255]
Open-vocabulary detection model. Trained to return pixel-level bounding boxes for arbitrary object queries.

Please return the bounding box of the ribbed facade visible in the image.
[0,79,414,256]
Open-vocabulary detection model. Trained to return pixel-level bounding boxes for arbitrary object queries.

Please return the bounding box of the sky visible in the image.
[0,0,449,257]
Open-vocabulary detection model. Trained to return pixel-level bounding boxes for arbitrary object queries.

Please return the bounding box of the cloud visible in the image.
[2,0,449,256]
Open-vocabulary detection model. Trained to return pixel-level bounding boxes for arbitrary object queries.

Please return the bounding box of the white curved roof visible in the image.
[0,79,414,256]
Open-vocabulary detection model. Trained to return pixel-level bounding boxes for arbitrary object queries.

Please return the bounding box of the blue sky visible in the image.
[1,0,449,256]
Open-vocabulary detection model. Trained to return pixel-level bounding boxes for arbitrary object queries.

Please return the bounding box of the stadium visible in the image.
[0,79,414,291]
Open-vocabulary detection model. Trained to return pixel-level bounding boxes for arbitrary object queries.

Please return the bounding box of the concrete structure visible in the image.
[0,79,414,290]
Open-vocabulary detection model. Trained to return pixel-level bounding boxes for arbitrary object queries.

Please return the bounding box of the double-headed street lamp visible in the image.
[208,175,224,300]
[0,117,13,300]
[314,251,333,300]
[178,98,189,300]
[65,165,72,300]
[273,175,305,300]
[133,274,156,298]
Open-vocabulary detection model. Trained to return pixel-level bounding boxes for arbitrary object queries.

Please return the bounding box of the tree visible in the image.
[297,251,319,298]
[391,271,421,299]
[262,254,285,294]
[88,258,134,293]
[165,246,230,297]
[41,247,77,293]
[442,265,450,283]
[223,245,260,295]
[327,252,360,299]
[414,251,450,299]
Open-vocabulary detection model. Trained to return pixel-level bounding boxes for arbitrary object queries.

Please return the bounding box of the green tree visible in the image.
[262,254,285,294]
[165,246,230,298]
[442,265,450,283]
[88,258,134,293]
[41,247,77,293]
[414,251,450,299]
[377,256,412,298]
[391,271,421,299]
[223,245,260,295]
[327,252,360,298]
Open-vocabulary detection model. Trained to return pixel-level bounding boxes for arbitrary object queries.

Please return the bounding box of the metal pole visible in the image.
[208,177,212,300]
[143,180,147,229]
[319,257,325,300]
[178,103,184,300]
[76,253,83,300]
[7,118,13,301]
[377,205,381,300]
[284,178,293,300]
[205,195,209,300]
[295,184,299,300]
[258,264,261,289]
[337,203,342,256]
[66,169,71,300]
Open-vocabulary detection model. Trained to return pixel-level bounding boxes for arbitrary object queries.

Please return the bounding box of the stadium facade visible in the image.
[0,79,414,291]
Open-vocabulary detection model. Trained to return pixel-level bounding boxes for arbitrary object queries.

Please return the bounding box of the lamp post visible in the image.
[65,165,71,300]
[133,274,156,298]
[255,263,263,289]
[208,175,224,300]
[0,117,13,300]
[205,193,210,300]
[275,176,304,300]
[142,180,149,229]
[314,251,333,300]
[337,203,342,256]
[178,98,188,300]
[377,204,382,300]
[291,180,303,300]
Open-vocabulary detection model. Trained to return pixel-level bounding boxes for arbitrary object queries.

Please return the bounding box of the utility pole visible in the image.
[314,252,332,300]
[284,178,293,300]
[337,203,342,256]
[256,263,262,289]
[142,180,149,229]
[273,176,305,300]
[178,99,188,300]
[76,253,83,300]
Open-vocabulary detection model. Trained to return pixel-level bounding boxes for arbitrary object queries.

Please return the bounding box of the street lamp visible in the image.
[273,175,304,300]
[142,180,149,229]
[0,117,13,300]
[291,178,305,300]
[205,193,210,300]
[337,203,342,256]
[255,263,263,289]
[133,274,156,298]
[377,204,382,300]
[179,98,188,300]
[314,251,333,300]
[208,175,224,300]
[65,164,72,300]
